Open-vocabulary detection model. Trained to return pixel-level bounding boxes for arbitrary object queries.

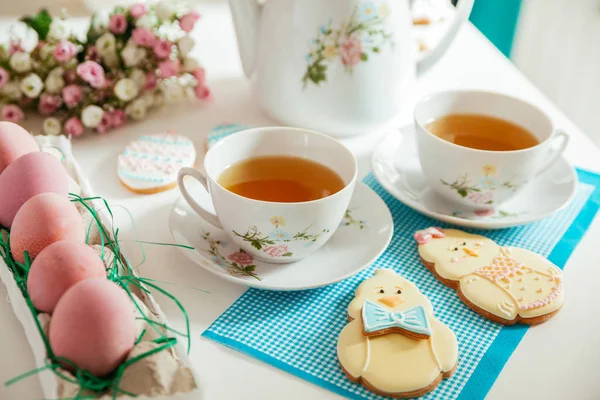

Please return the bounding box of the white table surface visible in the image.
[2,2,600,399]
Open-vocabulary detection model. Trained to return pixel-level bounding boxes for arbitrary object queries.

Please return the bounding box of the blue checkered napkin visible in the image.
[203,170,600,400]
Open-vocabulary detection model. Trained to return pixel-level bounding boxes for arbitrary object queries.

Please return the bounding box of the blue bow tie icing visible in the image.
[362,299,432,337]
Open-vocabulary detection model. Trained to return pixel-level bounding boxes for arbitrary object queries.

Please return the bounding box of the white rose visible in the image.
[43,117,61,136]
[92,11,109,33]
[136,14,159,28]
[103,52,120,69]
[155,2,176,20]
[81,105,104,128]
[48,20,68,41]
[126,98,146,120]
[9,52,31,73]
[177,36,195,56]
[114,78,139,101]
[49,67,64,77]
[20,73,44,98]
[45,74,65,94]
[121,45,146,67]
[96,33,116,57]
[184,86,196,101]
[129,68,146,88]
[183,57,200,72]
[39,44,55,61]
[1,81,21,100]
[162,82,184,104]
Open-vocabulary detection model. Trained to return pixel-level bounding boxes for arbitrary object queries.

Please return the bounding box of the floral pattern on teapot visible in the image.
[302,2,394,88]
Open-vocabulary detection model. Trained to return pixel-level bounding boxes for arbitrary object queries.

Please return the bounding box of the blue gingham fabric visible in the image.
[203,171,600,400]
[202,123,600,399]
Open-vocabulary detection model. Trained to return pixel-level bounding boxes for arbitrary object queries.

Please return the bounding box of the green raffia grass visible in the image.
[2,193,197,399]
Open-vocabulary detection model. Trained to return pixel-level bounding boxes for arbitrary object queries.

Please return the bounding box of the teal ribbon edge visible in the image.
[202,167,600,400]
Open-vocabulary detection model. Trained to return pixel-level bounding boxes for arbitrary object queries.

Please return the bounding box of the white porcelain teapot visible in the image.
[229,0,474,136]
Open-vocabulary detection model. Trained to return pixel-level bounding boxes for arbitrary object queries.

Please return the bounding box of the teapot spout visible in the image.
[228,0,261,78]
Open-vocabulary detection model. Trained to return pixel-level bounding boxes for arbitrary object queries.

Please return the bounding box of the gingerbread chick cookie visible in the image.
[337,268,458,398]
[415,227,564,325]
[118,132,196,194]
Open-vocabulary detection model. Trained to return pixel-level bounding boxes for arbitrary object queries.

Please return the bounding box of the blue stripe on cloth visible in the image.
[202,162,599,398]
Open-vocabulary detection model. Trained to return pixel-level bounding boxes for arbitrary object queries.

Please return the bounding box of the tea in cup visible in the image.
[177,127,357,263]
[414,90,569,210]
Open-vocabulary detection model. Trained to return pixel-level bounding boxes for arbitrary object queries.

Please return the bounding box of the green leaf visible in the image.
[251,242,262,250]
[282,252,293,257]
[360,53,368,61]
[458,189,468,197]
[246,265,256,272]
[21,9,52,41]
[485,200,493,204]
[373,47,380,53]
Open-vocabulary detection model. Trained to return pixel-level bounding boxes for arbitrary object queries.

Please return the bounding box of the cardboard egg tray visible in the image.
[0,136,201,399]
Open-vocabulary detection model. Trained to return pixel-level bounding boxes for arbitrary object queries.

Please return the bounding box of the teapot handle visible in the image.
[415,0,475,75]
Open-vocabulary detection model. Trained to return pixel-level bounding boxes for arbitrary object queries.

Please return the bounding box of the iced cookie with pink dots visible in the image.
[118,132,196,194]
[415,227,564,325]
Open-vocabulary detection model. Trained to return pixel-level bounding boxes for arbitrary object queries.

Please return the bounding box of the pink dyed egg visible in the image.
[0,121,39,174]
[0,151,68,228]
[27,241,107,313]
[11,193,84,263]
[49,279,136,376]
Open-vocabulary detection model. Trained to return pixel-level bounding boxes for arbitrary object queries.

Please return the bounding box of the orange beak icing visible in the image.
[379,295,404,308]
[463,247,479,257]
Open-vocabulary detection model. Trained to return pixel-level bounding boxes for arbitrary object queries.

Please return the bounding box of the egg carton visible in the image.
[0,135,201,399]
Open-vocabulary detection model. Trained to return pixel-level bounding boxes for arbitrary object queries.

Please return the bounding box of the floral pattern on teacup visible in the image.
[200,210,367,279]
[340,209,366,229]
[233,218,331,259]
[440,165,522,206]
[302,1,394,88]
[201,232,260,280]
[451,209,525,221]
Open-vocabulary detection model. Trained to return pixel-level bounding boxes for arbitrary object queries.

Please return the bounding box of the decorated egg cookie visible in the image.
[118,132,196,194]
[337,268,458,398]
[415,227,564,325]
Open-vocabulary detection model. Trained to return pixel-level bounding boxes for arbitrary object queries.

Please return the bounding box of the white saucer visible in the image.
[372,124,577,229]
[168,183,393,291]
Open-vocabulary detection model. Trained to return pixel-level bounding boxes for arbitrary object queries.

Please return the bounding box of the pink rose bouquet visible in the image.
[0,3,209,136]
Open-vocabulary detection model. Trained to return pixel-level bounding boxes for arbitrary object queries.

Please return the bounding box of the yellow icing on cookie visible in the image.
[338,269,458,395]
[418,228,565,322]
[418,229,499,281]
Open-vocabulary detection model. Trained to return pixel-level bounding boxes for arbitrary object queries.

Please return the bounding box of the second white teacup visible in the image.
[414,90,569,210]
[177,127,357,263]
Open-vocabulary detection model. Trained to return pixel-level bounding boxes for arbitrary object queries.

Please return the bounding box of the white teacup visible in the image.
[177,127,357,263]
[414,90,569,210]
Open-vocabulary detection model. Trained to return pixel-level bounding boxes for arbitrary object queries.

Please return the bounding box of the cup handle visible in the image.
[535,130,570,177]
[177,167,223,229]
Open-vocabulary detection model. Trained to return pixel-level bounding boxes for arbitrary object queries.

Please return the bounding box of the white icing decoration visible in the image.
[117,132,196,190]
[520,286,527,291]
[450,257,459,263]
[497,301,514,318]
[428,335,442,371]
[361,337,371,375]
